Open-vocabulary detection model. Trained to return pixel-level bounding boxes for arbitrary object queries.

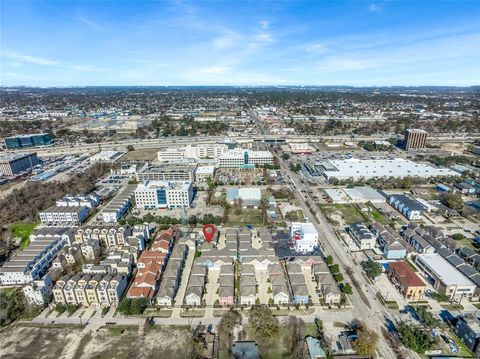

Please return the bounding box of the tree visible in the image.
[451,233,465,241]
[341,283,353,295]
[352,326,379,355]
[330,264,340,274]
[333,273,344,282]
[282,316,305,355]
[248,305,280,352]
[259,196,270,224]
[441,192,464,210]
[397,322,436,353]
[117,297,148,316]
[126,144,134,151]
[218,309,242,357]
[361,259,382,279]
[281,153,290,160]
[325,255,334,266]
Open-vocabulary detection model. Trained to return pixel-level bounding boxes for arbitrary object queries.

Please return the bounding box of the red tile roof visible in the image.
[137,262,161,277]
[389,261,426,287]
[127,286,154,299]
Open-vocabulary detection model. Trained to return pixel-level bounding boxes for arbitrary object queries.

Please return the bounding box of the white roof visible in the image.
[417,254,475,287]
[323,158,457,180]
[238,187,262,200]
[196,166,215,175]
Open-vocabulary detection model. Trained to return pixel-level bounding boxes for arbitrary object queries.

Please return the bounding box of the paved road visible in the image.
[277,153,407,359]
[10,133,480,156]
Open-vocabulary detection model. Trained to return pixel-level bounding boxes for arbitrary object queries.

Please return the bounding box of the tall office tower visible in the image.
[404,129,427,150]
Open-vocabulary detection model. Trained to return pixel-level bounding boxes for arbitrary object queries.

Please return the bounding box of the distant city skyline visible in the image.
[1,0,479,87]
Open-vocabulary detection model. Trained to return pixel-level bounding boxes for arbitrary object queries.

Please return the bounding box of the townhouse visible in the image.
[387,261,427,301]
[349,223,376,251]
[370,223,407,260]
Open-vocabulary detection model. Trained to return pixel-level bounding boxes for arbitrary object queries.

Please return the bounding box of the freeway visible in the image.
[9,132,480,157]
[277,153,419,359]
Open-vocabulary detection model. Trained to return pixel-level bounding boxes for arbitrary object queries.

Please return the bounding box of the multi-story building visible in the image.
[389,195,426,220]
[217,148,273,169]
[455,316,480,355]
[290,222,319,253]
[137,163,196,182]
[22,274,53,305]
[0,152,39,176]
[184,143,228,159]
[387,261,427,301]
[415,254,476,300]
[370,223,407,259]
[101,185,136,223]
[53,273,127,306]
[134,180,193,209]
[4,133,52,149]
[405,129,427,150]
[39,206,90,225]
[348,223,376,250]
[56,193,100,208]
[157,147,186,162]
[0,229,71,285]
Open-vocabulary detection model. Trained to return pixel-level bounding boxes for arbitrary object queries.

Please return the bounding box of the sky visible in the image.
[1,0,480,87]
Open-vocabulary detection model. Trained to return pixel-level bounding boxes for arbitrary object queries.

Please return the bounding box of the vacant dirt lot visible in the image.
[0,324,191,359]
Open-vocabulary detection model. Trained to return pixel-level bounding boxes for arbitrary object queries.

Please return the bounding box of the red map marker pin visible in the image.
[202,224,216,243]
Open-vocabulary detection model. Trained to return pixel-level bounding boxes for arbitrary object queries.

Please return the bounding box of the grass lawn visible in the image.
[142,309,173,318]
[180,309,205,317]
[367,205,389,225]
[11,222,37,250]
[319,204,368,225]
[122,149,158,161]
[226,208,264,226]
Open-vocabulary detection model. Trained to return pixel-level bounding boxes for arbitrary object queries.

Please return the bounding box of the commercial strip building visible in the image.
[405,129,427,150]
[3,133,52,149]
[321,158,457,181]
[217,148,273,169]
[290,222,319,253]
[414,254,476,300]
[137,163,197,182]
[134,180,193,209]
[387,261,427,301]
[0,152,39,176]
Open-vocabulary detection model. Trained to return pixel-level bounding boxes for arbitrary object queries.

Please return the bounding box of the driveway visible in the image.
[171,243,195,318]
[255,268,270,304]
[204,268,220,318]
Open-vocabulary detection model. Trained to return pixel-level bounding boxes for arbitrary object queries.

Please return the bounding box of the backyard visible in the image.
[11,222,37,250]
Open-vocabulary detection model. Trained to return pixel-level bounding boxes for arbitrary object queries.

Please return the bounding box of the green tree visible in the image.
[361,259,382,279]
[248,305,280,352]
[281,153,290,160]
[441,192,464,210]
[218,309,242,357]
[352,326,379,355]
[341,283,353,295]
[397,322,436,353]
[325,255,334,266]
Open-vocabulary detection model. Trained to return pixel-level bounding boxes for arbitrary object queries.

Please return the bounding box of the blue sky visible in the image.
[1,0,479,86]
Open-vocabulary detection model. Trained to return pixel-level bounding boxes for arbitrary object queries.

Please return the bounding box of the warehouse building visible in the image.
[0,152,39,176]
[134,180,193,209]
[226,187,262,208]
[321,158,457,181]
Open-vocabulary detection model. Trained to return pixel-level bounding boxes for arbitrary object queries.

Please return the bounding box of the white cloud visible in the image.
[77,14,103,30]
[260,20,270,29]
[213,31,241,49]
[368,3,379,12]
[3,50,59,66]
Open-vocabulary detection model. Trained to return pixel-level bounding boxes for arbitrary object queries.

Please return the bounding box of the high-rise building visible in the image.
[134,180,193,209]
[404,129,427,150]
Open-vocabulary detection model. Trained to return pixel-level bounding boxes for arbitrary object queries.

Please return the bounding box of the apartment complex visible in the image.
[387,261,427,301]
[349,223,376,250]
[0,152,39,176]
[290,222,319,253]
[134,180,193,209]
[405,129,427,150]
